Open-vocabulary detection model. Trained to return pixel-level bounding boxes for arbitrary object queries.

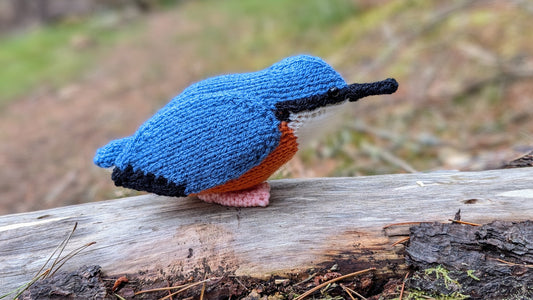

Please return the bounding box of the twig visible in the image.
[360,142,418,173]
[448,219,481,226]
[351,121,405,145]
[166,279,174,300]
[134,278,212,297]
[199,272,207,300]
[294,268,375,300]
[199,282,206,300]
[160,280,209,300]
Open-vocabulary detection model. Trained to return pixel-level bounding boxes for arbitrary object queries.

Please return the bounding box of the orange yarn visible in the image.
[198,122,298,194]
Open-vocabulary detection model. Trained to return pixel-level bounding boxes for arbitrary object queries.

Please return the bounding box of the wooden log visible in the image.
[1,167,532,294]
[405,220,533,299]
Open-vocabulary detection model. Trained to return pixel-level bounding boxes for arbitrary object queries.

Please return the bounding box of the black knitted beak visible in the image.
[274,78,398,122]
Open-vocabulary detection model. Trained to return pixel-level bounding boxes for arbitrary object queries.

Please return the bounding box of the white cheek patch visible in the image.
[288,100,348,145]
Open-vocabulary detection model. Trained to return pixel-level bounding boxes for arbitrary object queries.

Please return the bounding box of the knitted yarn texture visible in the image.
[94,55,350,196]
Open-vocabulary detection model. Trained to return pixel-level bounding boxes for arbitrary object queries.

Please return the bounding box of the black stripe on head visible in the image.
[274,78,398,122]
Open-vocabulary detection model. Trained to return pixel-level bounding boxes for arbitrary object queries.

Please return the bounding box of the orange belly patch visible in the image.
[198,121,298,195]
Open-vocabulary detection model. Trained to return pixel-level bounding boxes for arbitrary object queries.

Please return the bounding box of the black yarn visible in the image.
[274,78,398,122]
[112,165,187,197]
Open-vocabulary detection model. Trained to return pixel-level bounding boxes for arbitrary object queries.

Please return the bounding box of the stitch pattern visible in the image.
[94,55,398,207]
[196,121,298,195]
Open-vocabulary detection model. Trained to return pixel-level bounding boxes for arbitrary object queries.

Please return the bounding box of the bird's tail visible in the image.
[93,136,132,168]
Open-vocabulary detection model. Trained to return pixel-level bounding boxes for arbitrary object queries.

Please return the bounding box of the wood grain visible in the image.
[1,167,532,293]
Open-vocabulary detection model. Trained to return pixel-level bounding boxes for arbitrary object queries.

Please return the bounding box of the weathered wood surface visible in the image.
[1,167,532,293]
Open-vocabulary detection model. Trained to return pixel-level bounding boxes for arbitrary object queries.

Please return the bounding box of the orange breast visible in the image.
[198,121,298,194]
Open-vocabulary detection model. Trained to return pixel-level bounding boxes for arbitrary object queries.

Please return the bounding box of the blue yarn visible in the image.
[94,55,347,194]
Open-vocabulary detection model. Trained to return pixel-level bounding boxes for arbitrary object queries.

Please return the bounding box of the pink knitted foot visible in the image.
[197,182,270,207]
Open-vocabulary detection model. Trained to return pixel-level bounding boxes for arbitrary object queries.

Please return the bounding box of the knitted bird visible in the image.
[94,55,398,207]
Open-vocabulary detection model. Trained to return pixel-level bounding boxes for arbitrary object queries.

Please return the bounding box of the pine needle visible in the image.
[493,258,533,268]
[339,284,357,300]
[35,222,78,278]
[399,271,410,300]
[294,268,375,300]
[50,241,96,276]
[160,280,210,300]
[134,278,213,297]
[391,236,410,247]
[0,222,94,300]
[448,219,481,226]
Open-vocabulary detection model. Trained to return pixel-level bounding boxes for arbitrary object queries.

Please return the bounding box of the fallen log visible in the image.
[0,167,532,296]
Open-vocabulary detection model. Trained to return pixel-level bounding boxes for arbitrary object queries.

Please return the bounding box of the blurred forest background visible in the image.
[0,0,532,214]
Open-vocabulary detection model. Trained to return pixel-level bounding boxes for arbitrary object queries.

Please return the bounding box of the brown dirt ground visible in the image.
[1,2,533,215]
[0,9,207,214]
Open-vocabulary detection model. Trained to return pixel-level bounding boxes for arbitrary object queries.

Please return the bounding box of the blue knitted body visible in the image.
[94,55,347,195]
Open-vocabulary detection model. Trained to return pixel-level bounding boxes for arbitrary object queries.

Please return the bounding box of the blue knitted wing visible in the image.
[94,55,347,194]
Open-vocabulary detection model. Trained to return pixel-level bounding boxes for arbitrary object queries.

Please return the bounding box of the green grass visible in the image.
[221,0,359,33]
[0,13,140,107]
[180,0,360,71]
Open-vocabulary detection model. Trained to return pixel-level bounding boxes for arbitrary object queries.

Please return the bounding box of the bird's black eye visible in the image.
[328,87,340,97]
